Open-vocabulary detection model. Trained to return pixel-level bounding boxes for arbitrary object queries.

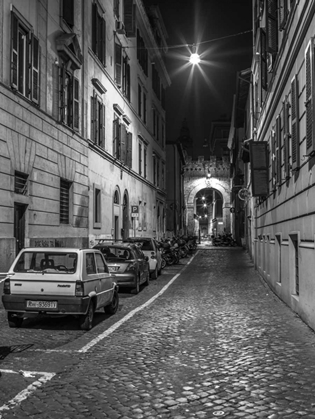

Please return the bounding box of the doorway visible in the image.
[14,203,27,255]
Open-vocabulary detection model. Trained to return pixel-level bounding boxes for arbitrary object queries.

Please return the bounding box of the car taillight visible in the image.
[75,281,84,297]
[151,252,157,260]
[3,279,11,295]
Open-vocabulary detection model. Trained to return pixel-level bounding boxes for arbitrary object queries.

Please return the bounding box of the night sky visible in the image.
[145,0,253,157]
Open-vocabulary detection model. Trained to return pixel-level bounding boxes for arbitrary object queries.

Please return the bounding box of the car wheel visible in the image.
[133,275,140,294]
[8,312,23,328]
[79,302,94,330]
[151,266,158,279]
[105,289,119,314]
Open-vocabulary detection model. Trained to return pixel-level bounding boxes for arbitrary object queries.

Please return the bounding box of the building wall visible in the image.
[0,0,170,272]
[250,0,315,331]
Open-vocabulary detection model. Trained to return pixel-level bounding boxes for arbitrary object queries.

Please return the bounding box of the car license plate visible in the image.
[108,266,119,272]
[26,300,58,309]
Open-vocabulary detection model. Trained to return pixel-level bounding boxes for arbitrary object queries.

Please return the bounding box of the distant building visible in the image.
[0,0,170,272]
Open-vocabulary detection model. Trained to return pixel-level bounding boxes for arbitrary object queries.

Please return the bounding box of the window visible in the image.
[91,92,105,147]
[123,0,136,37]
[137,30,148,75]
[86,253,97,275]
[283,96,291,179]
[138,84,142,117]
[94,185,101,229]
[291,75,300,170]
[152,108,159,139]
[115,42,122,87]
[60,179,72,224]
[143,92,147,124]
[144,147,147,179]
[113,117,133,167]
[114,0,120,19]
[62,0,74,28]
[123,55,130,100]
[59,65,79,130]
[15,171,28,195]
[152,64,161,99]
[92,1,106,65]
[139,142,142,175]
[305,38,315,156]
[153,155,156,186]
[161,122,165,148]
[11,11,40,104]
[276,115,282,185]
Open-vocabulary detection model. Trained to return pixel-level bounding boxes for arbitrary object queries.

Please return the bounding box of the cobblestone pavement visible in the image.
[1,248,315,419]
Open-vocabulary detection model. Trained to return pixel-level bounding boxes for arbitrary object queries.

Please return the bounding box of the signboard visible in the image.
[249,141,269,197]
[212,218,217,223]
[131,205,139,218]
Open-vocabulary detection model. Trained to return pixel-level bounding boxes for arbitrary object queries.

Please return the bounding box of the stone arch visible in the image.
[185,178,230,236]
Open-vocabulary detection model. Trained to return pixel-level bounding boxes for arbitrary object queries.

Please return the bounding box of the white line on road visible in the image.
[0,369,55,418]
[79,251,197,353]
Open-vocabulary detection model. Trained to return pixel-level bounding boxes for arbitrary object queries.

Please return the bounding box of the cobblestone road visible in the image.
[1,248,315,419]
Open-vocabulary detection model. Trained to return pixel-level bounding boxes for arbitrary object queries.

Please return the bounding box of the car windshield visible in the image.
[100,247,133,260]
[13,251,78,273]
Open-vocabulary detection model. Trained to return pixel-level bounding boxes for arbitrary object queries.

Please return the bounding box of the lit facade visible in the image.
[0,0,170,272]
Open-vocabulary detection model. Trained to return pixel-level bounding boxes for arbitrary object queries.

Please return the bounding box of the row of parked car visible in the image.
[1,237,163,330]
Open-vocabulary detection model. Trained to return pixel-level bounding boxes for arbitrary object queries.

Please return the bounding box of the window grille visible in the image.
[15,171,28,195]
[60,179,71,224]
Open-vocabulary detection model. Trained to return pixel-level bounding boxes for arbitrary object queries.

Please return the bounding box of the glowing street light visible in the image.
[189,44,200,65]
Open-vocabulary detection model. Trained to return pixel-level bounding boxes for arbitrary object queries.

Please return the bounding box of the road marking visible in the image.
[79,251,197,353]
[0,369,55,418]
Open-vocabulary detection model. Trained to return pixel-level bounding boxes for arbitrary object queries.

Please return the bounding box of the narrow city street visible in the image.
[1,248,315,419]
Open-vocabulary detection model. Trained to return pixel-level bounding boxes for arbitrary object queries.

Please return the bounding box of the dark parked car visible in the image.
[93,242,150,294]
[123,237,162,279]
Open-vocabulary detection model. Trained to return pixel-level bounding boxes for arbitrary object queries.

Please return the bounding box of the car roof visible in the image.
[125,237,153,241]
[94,243,134,249]
[19,248,84,252]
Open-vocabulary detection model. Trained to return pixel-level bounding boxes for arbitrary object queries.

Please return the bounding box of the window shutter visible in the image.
[283,97,290,179]
[267,0,278,55]
[271,130,276,190]
[31,34,40,104]
[291,75,300,170]
[115,43,122,86]
[59,66,66,123]
[113,118,120,158]
[92,3,97,53]
[279,0,288,30]
[127,132,132,168]
[126,62,131,101]
[305,39,315,156]
[121,124,127,164]
[11,13,18,89]
[138,84,142,116]
[276,115,282,185]
[100,103,105,148]
[91,95,96,142]
[101,18,106,65]
[261,30,268,91]
[124,0,136,37]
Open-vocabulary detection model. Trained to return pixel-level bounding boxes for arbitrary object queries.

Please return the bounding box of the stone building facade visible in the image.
[0,0,170,272]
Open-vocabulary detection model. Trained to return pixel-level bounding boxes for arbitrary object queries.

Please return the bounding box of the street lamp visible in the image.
[189,44,200,65]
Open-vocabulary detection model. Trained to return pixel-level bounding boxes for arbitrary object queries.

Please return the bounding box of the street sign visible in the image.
[212,218,217,223]
[230,207,235,213]
[131,205,139,218]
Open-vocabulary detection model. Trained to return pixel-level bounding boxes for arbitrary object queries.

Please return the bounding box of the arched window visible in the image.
[114,190,119,204]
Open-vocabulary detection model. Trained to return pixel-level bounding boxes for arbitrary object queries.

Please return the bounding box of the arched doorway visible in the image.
[113,188,120,241]
[122,191,129,240]
[195,188,223,238]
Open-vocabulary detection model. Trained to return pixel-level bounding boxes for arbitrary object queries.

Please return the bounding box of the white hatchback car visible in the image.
[2,248,119,330]
[124,237,162,279]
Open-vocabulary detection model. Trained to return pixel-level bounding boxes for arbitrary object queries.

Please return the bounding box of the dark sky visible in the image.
[145,0,253,156]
